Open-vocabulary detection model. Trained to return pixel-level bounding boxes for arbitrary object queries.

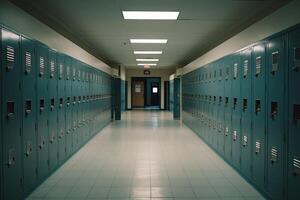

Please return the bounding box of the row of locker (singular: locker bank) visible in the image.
[182,25,300,200]
[0,26,113,200]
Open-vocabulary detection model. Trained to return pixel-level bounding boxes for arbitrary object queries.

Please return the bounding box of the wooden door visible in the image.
[132,80,144,107]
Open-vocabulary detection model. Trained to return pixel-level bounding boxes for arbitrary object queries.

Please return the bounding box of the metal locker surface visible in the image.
[35,41,49,181]
[231,53,242,170]
[72,59,79,150]
[21,36,38,196]
[57,53,66,163]
[48,49,58,172]
[287,27,300,200]
[266,36,286,199]
[217,62,225,156]
[0,25,2,200]
[1,27,22,200]
[252,43,267,189]
[240,48,253,179]
[174,78,180,120]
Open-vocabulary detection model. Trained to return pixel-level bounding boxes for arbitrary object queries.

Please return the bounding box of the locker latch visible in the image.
[243,99,248,112]
[7,101,15,120]
[50,134,55,144]
[225,97,229,107]
[39,138,45,149]
[255,100,261,115]
[73,96,76,105]
[7,149,16,167]
[233,130,238,141]
[293,104,300,124]
[59,130,64,139]
[50,98,55,111]
[219,96,222,106]
[271,101,278,120]
[293,47,300,72]
[59,98,63,108]
[225,127,229,136]
[293,157,300,176]
[271,51,279,74]
[25,142,33,157]
[233,98,237,110]
[242,135,248,147]
[255,141,261,154]
[271,147,278,164]
[67,97,70,107]
[25,100,32,116]
[255,56,261,76]
[40,99,45,113]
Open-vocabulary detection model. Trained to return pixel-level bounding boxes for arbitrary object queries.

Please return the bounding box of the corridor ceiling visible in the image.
[12,0,290,69]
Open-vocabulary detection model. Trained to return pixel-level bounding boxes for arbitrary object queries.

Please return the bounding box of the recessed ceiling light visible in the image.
[137,63,157,66]
[122,11,179,20]
[134,51,162,54]
[136,58,159,62]
[130,39,168,44]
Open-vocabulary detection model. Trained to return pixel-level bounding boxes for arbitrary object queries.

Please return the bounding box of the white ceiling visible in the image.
[12,0,290,69]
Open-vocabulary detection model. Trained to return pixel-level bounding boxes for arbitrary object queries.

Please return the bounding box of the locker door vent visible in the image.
[73,68,76,81]
[214,70,217,79]
[233,63,238,79]
[225,127,229,136]
[6,45,15,71]
[25,100,32,115]
[294,47,300,72]
[50,60,55,78]
[50,98,55,111]
[78,70,81,81]
[294,104,300,123]
[25,52,32,74]
[293,157,300,175]
[255,141,261,154]
[271,101,278,120]
[7,101,15,120]
[271,51,279,74]
[243,99,248,112]
[219,69,222,81]
[39,99,45,113]
[243,60,248,78]
[39,57,45,77]
[255,56,261,76]
[255,100,261,115]
[271,147,278,163]
[66,66,70,80]
[59,64,63,80]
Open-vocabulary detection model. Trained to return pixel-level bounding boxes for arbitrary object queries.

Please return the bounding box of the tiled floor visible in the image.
[27,110,264,200]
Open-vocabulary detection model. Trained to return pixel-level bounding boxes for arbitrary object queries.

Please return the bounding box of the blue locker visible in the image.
[1,27,22,200]
[57,53,66,163]
[287,27,300,200]
[217,62,225,155]
[72,59,79,150]
[48,49,58,172]
[21,35,38,195]
[266,36,286,199]
[174,78,180,120]
[64,56,72,156]
[252,43,266,189]
[223,56,232,162]
[231,53,242,170]
[240,48,252,178]
[0,26,2,200]
[35,41,49,180]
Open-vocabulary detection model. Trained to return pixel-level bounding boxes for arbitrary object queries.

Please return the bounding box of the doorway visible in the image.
[131,77,161,109]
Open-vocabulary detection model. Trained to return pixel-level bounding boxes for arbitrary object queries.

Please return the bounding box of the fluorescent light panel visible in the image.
[122,11,179,20]
[130,39,168,44]
[136,58,159,62]
[137,63,157,66]
[134,51,162,54]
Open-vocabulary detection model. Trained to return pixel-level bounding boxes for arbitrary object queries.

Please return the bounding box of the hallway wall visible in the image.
[0,0,111,73]
[182,0,300,74]
[126,68,175,109]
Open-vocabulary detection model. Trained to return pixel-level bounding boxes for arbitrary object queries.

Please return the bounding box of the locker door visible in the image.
[224,57,232,162]
[21,36,37,195]
[0,26,2,200]
[1,28,22,200]
[72,60,79,150]
[57,53,66,163]
[240,48,252,178]
[174,78,180,119]
[48,49,58,172]
[231,53,242,169]
[287,28,300,200]
[35,42,49,180]
[217,63,225,155]
[252,43,266,189]
[64,56,72,156]
[266,36,286,199]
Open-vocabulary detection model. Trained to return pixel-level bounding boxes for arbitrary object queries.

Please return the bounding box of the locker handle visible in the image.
[25,69,31,75]
[50,136,55,144]
[39,140,45,149]
[25,143,32,157]
[7,101,15,120]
